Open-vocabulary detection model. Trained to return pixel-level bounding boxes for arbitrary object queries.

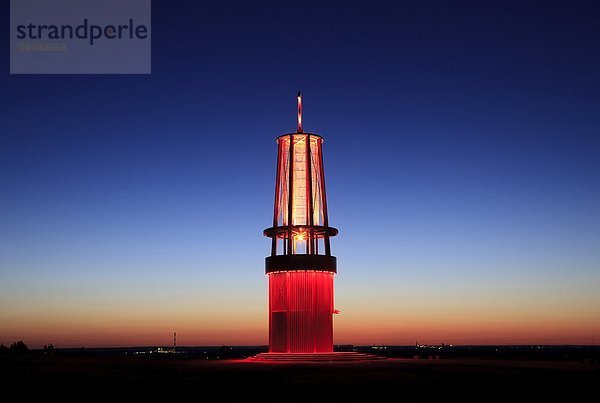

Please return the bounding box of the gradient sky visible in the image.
[1,1,599,348]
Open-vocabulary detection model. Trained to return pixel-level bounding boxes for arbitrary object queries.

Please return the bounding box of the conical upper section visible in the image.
[264,96,337,273]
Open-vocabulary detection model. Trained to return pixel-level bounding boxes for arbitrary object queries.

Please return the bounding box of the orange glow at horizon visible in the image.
[2,310,597,348]
[2,280,598,348]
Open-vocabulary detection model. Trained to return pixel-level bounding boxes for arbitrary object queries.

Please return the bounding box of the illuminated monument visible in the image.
[249,93,382,362]
[263,92,338,353]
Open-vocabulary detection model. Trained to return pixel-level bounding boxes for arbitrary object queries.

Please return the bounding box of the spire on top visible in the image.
[297,91,303,133]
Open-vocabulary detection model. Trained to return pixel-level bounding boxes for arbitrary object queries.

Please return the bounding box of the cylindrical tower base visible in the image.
[268,271,334,353]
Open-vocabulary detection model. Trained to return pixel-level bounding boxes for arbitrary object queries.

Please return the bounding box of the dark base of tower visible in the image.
[246,352,386,363]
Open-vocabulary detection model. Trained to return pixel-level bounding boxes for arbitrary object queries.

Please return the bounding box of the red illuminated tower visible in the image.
[263,92,338,353]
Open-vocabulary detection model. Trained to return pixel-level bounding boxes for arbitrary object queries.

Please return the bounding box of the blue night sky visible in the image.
[1,1,599,347]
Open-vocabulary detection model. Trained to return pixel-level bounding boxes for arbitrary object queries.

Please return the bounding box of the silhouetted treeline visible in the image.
[0,341,29,354]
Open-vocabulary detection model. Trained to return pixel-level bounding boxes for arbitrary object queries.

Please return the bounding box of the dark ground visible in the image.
[1,348,599,401]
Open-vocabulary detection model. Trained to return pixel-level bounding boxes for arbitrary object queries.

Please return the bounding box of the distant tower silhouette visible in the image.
[263,92,339,353]
[173,332,176,350]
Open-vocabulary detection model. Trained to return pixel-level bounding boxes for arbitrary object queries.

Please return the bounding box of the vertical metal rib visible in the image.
[271,140,282,256]
[317,141,331,256]
[306,134,314,254]
[287,134,294,255]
